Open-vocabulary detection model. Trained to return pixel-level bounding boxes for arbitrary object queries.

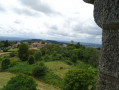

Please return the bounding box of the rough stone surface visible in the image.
[97,72,119,90]
[94,0,103,27]
[100,29,119,78]
[83,0,119,90]
[94,0,119,28]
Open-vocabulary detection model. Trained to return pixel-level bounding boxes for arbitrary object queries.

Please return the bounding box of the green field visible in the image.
[8,48,18,52]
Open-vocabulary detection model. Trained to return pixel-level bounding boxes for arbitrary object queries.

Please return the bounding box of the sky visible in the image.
[0,0,102,44]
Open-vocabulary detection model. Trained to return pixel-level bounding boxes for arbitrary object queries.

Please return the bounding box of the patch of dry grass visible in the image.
[0,72,15,89]
[10,56,20,62]
[0,72,60,90]
[34,78,61,90]
[45,61,71,78]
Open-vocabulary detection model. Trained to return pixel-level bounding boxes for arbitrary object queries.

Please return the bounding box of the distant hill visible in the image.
[80,42,102,48]
[0,36,28,41]
[0,36,101,48]
[23,39,62,44]
[61,41,102,48]
[23,39,42,42]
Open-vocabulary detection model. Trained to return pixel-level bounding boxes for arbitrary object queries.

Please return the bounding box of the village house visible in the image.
[62,44,67,47]
[12,44,18,48]
[7,46,12,49]
[37,44,46,49]
[32,42,46,49]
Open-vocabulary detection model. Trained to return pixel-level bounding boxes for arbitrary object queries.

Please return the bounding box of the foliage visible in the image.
[9,62,17,67]
[28,55,35,65]
[39,43,100,67]
[85,48,100,67]
[1,58,10,70]
[8,62,35,75]
[29,49,37,55]
[0,41,16,48]
[0,42,4,47]
[18,43,29,61]
[34,51,42,61]
[10,52,15,57]
[4,40,9,47]
[3,48,8,52]
[41,71,62,87]
[63,68,96,90]
[71,54,78,63]
[41,40,45,44]
[32,62,48,78]
[2,74,37,90]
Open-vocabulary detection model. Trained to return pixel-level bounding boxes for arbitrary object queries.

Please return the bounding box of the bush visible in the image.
[8,62,34,75]
[10,52,15,57]
[63,68,96,90]
[9,62,17,67]
[2,74,37,90]
[28,55,35,65]
[1,58,10,70]
[32,62,48,78]
[41,71,62,87]
[34,51,42,61]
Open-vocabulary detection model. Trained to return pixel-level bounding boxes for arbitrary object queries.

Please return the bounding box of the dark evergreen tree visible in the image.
[4,40,9,47]
[18,43,29,61]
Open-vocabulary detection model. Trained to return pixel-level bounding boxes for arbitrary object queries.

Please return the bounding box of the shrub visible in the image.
[32,62,48,78]
[10,52,15,57]
[8,62,34,75]
[2,74,37,90]
[18,43,29,61]
[28,55,35,65]
[41,71,62,87]
[9,62,17,67]
[1,58,10,70]
[63,68,96,90]
[34,51,42,61]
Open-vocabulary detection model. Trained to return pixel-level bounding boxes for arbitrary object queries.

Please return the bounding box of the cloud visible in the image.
[19,0,58,15]
[73,19,102,36]
[0,0,102,44]
[50,25,58,30]
[14,20,21,24]
[0,5,5,12]
[13,8,40,16]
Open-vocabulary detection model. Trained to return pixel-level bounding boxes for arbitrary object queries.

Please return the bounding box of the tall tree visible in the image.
[18,43,29,61]
[4,40,9,47]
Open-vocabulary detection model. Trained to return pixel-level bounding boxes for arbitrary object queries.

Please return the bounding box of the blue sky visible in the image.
[0,0,102,43]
